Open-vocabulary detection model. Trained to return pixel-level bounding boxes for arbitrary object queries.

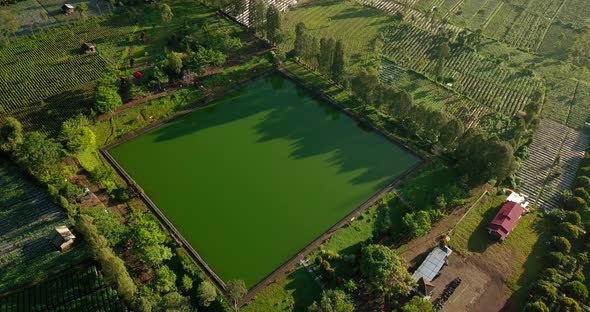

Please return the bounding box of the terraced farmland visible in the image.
[0,18,135,131]
[0,159,85,291]
[0,265,126,312]
[381,24,543,116]
[517,119,589,209]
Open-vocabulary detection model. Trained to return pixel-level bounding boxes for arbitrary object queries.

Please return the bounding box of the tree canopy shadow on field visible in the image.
[151,74,418,187]
[466,202,502,253]
[500,217,552,311]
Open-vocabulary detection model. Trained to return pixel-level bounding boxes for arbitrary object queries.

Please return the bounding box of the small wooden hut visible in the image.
[80,43,96,54]
[62,3,75,15]
[50,226,76,252]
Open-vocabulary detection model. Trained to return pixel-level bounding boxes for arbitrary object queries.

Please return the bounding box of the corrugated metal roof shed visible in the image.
[412,246,452,282]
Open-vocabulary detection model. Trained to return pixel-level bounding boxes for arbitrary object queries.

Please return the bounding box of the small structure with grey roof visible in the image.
[412,246,453,282]
[50,226,76,252]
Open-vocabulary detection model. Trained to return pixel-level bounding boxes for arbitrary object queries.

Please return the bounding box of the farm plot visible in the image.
[381,23,543,116]
[556,0,590,29]
[542,77,578,125]
[482,3,522,41]
[503,10,550,51]
[0,265,127,311]
[449,0,501,29]
[517,119,589,209]
[380,59,490,127]
[0,18,135,131]
[0,159,86,291]
[568,81,590,129]
[525,0,565,18]
[537,22,579,60]
[280,0,391,68]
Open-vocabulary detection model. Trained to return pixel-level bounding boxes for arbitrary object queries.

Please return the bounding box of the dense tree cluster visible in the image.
[94,73,123,114]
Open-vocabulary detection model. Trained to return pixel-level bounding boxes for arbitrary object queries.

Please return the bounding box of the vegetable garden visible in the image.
[0,265,126,311]
[0,159,85,291]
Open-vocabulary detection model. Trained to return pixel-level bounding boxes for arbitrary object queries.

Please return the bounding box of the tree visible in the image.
[551,236,572,253]
[196,280,217,307]
[76,2,88,20]
[319,37,336,75]
[573,187,590,204]
[565,196,587,211]
[16,132,62,175]
[0,117,23,152]
[154,265,177,294]
[161,3,173,23]
[128,213,173,267]
[60,115,96,153]
[226,279,247,311]
[180,274,193,293]
[524,301,549,312]
[438,118,464,150]
[560,297,581,312]
[559,222,579,241]
[308,289,354,312]
[249,0,266,34]
[158,291,192,311]
[94,74,122,114]
[402,296,434,312]
[360,244,415,297]
[265,5,281,45]
[403,211,432,238]
[166,52,183,76]
[562,281,588,301]
[438,42,451,59]
[351,68,380,104]
[530,280,557,304]
[331,39,345,83]
[576,176,590,188]
[293,22,307,57]
[456,133,516,185]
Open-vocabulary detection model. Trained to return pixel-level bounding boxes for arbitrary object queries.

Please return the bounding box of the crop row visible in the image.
[503,10,549,51]
[381,24,542,115]
[0,266,127,312]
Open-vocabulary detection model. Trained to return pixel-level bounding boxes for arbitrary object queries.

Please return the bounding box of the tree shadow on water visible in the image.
[151,74,418,187]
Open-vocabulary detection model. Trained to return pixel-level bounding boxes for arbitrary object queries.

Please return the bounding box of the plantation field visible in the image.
[280,0,392,68]
[0,265,126,311]
[109,74,420,287]
[0,158,86,291]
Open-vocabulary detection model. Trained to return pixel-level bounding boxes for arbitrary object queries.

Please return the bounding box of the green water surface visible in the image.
[110,74,420,287]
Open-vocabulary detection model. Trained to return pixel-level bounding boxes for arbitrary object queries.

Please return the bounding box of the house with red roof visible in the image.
[488,191,529,242]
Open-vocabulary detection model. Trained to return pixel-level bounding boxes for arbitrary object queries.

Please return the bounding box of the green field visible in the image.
[109,74,420,287]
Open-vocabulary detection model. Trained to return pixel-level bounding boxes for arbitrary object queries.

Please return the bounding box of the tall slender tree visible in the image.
[293,22,307,57]
[265,5,281,45]
[331,39,345,83]
[248,0,266,33]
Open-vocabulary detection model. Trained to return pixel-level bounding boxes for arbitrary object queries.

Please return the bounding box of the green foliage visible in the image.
[249,0,267,33]
[0,117,23,152]
[546,252,565,267]
[180,274,193,293]
[16,132,63,176]
[559,222,579,241]
[575,176,590,188]
[83,208,127,247]
[402,296,434,312]
[560,296,581,312]
[540,268,560,283]
[530,280,557,304]
[360,244,415,297]
[161,3,173,23]
[573,187,590,203]
[564,211,582,225]
[565,196,587,211]
[226,280,247,311]
[154,265,177,294]
[351,68,380,104]
[562,281,588,301]
[166,52,183,76]
[149,66,170,89]
[128,213,173,267]
[550,236,572,253]
[402,210,432,238]
[95,74,122,114]
[189,48,226,73]
[266,5,281,44]
[308,289,354,312]
[196,280,217,307]
[60,115,96,153]
[525,301,549,312]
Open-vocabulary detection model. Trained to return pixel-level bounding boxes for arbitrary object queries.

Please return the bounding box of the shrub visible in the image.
[575,176,590,188]
[573,270,585,282]
[403,210,432,238]
[559,222,580,241]
[577,252,589,265]
[530,280,557,304]
[540,268,560,283]
[565,196,587,211]
[180,274,193,293]
[546,252,565,267]
[565,211,582,225]
[562,281,588,301]
[573,188,590,203]
[560,297,581,312]
[524,301,549,312]
[550,236,572,253]
[579,166,590,177]
[109,187,129,203]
